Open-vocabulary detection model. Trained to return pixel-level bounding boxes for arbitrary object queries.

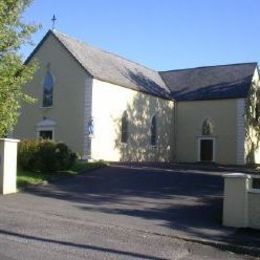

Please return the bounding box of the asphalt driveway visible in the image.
[29,164,225,240]
[0,165,259,259]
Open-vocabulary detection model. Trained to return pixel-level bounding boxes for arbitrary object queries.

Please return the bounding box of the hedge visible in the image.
[18,139,77,172]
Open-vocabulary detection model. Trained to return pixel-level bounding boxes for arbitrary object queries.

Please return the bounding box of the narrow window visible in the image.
[43,70,54,107]
[39,130,53,140]
[150,115,157,146]
[121,111,128,143]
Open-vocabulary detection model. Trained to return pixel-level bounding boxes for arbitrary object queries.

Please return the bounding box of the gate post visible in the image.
[223,173,249,228]
[0,138,20,195]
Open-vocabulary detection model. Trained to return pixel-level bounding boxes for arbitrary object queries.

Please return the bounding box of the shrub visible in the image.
[18,139,40,171]
[55,143,77,170]
[36,140,59,172]
[18,139,77,172]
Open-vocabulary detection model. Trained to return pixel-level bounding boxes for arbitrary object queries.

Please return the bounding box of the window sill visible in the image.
[40,106,53,109]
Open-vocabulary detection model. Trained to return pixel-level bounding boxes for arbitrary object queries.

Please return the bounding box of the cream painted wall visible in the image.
[13,32,258,165]
[245,69,260,164]
[91,79,174,162]
[13,34,92,156]
[175,99,238,164]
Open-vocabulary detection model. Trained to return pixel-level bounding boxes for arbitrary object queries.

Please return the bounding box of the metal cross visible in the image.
[51,15,57,30]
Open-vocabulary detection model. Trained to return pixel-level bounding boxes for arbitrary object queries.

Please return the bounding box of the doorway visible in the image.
[199,138,215,162]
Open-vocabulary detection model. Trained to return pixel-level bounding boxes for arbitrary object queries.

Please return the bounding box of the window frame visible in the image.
[150,115,157,147]
[42,70,54,108]
[121,111,129,144]
[38,130,54,140]
[36,119,56,141]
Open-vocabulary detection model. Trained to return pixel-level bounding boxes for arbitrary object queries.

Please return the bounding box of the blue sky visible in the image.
[21,0,260,71]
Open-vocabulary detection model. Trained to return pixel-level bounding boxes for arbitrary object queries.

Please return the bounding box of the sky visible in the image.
[21,0,260,71]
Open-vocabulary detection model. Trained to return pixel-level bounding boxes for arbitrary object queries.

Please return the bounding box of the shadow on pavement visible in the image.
[0,229,164,260]
[26,165,260,250]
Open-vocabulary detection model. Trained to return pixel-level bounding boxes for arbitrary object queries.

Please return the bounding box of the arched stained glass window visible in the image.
[150,115,157,146]
[43,70,54,107]
[121,111,128,143]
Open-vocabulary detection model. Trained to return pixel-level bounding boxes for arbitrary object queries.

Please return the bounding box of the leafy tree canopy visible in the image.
[0,0,39,137]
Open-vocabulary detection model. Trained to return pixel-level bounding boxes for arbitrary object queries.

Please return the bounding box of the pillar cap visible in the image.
[223,173,250,178]
[0,138,20,143]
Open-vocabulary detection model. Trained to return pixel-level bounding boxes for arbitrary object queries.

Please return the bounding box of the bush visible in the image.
[18,139,40,171]
[55,143,77,170]
[36,140,59,172]
[18,139,77,172]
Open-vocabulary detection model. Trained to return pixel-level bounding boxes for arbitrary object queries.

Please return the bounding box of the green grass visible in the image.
[70,160,107,172]
[17,161,107,189]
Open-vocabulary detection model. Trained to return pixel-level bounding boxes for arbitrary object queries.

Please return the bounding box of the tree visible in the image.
[0,0,38,137]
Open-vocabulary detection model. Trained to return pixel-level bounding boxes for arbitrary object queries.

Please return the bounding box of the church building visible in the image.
[13,30,260,165]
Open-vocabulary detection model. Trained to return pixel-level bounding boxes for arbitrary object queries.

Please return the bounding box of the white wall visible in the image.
[91,79,174,162]
[223,173,260,230]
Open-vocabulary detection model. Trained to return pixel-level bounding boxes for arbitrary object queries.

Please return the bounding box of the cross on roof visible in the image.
[51,15,57,30]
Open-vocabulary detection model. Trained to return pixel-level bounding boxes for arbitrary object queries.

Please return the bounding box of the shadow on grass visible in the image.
[17,161,107,189]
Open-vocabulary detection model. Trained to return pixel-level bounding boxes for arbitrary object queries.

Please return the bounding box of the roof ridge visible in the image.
[159,62,258,74]
[52,30,160,74]
[50,30,171,99]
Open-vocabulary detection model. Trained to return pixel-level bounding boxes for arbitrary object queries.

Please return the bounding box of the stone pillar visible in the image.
[223,173,249,228]
[0,138,20,195]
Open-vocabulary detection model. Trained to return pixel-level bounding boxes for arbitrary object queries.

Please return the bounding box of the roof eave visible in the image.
[24,30,94,79]
[24,30,52,65]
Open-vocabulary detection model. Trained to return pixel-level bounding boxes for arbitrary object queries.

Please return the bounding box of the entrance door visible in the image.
[200,139,214,162]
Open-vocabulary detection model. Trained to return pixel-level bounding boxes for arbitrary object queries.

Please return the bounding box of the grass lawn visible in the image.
[17,161,107,189]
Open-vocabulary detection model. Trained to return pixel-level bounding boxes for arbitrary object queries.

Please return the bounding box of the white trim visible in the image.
[236,98,246,165]
[0,138,20,143]
[83,76,93,158]
[36,119,56,140]
[197,137,216,162]
[39,106,53,109]
[36,119,56,128]
[249,189,260,194]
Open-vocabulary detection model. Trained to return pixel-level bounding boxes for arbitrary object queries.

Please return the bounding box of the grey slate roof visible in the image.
[52,30,171,99]
[159,63,258,101]
[27,30,258,102]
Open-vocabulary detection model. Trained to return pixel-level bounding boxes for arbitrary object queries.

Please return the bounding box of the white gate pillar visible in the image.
[0,138,20,195]
[223,173,249,228]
